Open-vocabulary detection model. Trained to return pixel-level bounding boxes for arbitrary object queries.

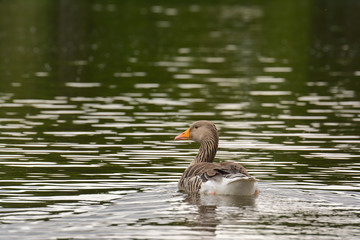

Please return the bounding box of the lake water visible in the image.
[1,1,360,239]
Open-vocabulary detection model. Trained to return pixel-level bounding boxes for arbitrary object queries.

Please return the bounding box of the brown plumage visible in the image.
[174,120,258,195]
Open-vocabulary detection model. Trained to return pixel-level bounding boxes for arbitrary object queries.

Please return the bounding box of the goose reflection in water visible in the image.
[183,193,257,235]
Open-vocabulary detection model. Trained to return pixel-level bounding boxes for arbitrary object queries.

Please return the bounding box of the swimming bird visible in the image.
[174,120,258,196]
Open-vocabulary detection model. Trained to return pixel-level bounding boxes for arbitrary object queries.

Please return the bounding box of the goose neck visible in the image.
[193,138,218,164]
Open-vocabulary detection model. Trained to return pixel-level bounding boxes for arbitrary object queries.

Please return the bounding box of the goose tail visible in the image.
[201,176,258,196]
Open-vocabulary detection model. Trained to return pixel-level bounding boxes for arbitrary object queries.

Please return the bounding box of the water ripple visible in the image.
[1,1,360,239]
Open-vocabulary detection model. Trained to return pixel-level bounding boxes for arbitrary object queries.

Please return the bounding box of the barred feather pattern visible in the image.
[178,161,249,194]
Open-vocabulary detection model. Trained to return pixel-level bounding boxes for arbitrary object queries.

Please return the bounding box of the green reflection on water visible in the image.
[0,0,359,171]
[0,1,359,238]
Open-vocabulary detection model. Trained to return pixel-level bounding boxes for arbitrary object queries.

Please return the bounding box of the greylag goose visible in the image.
[175,120,258,196]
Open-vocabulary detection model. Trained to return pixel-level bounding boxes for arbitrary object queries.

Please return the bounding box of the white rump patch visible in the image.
[200,176,258,196]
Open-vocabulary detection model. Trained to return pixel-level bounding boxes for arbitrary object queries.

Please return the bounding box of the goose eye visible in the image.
[194,126,198,129]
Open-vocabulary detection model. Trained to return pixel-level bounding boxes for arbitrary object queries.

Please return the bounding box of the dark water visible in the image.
[1,0,360,239]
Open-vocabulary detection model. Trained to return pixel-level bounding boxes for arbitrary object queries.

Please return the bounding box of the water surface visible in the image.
[0,1,360,239]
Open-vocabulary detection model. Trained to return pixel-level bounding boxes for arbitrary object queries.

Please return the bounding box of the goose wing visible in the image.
[178,161,251,193]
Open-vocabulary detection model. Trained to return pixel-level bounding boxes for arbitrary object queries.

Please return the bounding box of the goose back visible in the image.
[178,161,249,193]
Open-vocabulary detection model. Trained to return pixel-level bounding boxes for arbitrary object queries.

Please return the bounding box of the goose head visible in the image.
[174,120,219,163]
[175,120,219,144]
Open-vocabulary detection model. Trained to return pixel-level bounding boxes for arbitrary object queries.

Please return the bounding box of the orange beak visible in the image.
[174,128,190,140]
